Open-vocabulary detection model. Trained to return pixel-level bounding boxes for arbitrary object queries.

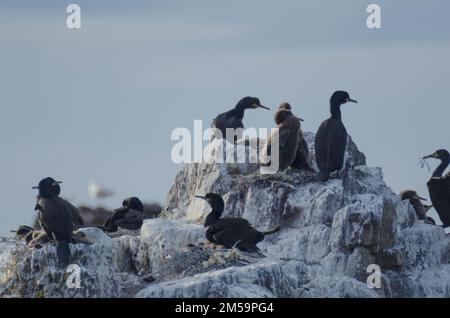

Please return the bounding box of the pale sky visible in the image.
[0,0,449,235]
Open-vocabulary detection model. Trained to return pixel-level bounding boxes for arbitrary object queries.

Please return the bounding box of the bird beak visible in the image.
[296,116,304,122]
[254,104,270,110]
[32,186,39,189]
[347,98,358,103]
[417,195,427,201]
[52,181,62,186]
[422,154,436,160]
[195,195,206,200]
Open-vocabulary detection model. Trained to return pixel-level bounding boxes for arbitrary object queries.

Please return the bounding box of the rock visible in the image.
[1,132,449,298]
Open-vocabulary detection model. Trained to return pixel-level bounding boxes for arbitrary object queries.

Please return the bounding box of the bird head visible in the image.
[236,96,270,110]
[400,190,427,202]
[277,102,303,122]
[122,197,144,212]
[423,149,450,161]
[195,193,225,215]
[330,91,358,106]
[32,177,62,197]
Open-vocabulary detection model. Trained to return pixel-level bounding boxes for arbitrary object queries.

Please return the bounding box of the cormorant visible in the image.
[212,97,270,141]
[400,190,435,224]
[102,197,144,232]
[33,178,74,265]
[422,149,450,227]
[275,103,311,170]
[196,193,280,252]
[263,108,300,172]
[34,177,85,228]
[315,91,357,181]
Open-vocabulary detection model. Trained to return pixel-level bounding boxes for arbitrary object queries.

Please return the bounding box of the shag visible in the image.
[315,91,357,181]
[263,108,300,172]
[423,149,450,227]
[35,177,84,228]
[33,178,74,265]
[102,197,144,232]
[400,190,435,224]
[275,103,311,170]
[212,97,269,141]
[196,193,280,252]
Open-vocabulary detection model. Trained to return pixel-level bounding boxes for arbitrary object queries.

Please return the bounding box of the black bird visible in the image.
[315,91,357,181]
[34,177,85,228]
[33,178,74,265]
[102,197,144,232]
[196,193,280,252]
[275,103,311,170]
[212,97,270,141]
[400,190,435,224]
[422,149,450,227]
[263,108,301,172]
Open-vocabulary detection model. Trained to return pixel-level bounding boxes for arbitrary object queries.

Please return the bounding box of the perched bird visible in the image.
[275,103,311,170]
[32,177,84,229]
[315,91,357,181]
[400,190,435,224]
[196,193,280,252]
[33,178,74,265]
[422,149,450,227]
[263,108,301,172]
[102,197,144,232]
[212,96,270,141]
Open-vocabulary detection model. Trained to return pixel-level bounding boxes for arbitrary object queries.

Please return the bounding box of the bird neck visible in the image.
[330,102,342,120]
[231,104,246,119]
[204,211,220,227]
[433,157,450,178]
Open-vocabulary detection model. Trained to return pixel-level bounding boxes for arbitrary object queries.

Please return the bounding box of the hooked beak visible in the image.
[296,116,304,122]
[195,195,206,200]
[253,104,270,110]
[53,181,62,186]
[347,98,358,103]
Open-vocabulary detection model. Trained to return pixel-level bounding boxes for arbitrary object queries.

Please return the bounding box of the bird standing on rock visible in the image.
[315,91,358,181]
[196,193,280,252]
[33,178,74,265]
[212,96,270,141]
[275,102,311,171]
[262,108,301,172]
[422,149,450,227]
[400,190,435,224]
[34,177,84,229]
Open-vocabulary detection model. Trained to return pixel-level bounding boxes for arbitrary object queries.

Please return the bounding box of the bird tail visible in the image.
[317,170,330,182]
[56,240,71,266]
[263,225,281,236]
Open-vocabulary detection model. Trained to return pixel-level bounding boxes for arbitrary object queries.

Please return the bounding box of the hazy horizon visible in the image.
[1,0,449,236]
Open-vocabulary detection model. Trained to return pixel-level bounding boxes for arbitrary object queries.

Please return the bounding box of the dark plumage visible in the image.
[400,190,435,224]
[423,149,450,227]
[275,103,311,170]
[102,197,144,232]
[33,177,84,229]
[212,97,270,141]
[263,109,301,172]
[196,193,280,252]
[315,91,357,181]
[33,178,74,265]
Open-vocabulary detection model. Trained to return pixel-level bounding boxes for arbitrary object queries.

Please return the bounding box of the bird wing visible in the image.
[315,120,329,170]
[209,218,260,249]
[65,201,85,226]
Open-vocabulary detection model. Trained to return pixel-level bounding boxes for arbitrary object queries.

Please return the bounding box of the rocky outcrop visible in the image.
[1,133,449,298]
